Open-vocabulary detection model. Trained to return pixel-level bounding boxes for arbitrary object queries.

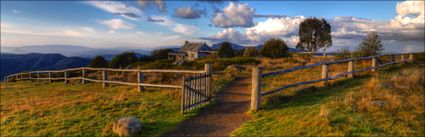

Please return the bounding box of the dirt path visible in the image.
[164,77,251,137]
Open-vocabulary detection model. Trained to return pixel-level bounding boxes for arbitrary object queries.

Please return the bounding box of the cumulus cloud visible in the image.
[86,1,142,20]
[149,16,199,35]
[245,16,305,43]
[212,2,255,28]
[100,19,134,31]
[390,1,424,30]
[138,0,166,12]
[173,6,204,19]
[199,28,251,44]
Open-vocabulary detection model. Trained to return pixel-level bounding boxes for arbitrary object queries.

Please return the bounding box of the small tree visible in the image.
[151,48,173,60]
[109,52,138,68]
[260,38,289,58]
[298,18,332,52]
[217,42,235,58]
[335,46,351,59]
[243,47,259,57]
[88,56,108,68]
[357,31,383,56]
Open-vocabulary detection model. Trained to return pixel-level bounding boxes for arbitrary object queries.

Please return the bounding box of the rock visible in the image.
[112,117,143,137]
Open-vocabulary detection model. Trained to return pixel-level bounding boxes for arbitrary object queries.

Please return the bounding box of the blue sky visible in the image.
[1,0,423,53]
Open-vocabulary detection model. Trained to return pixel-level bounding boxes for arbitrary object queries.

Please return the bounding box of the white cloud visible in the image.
[1,23,96,38]
[149,16,199,35]
[212,2,255,28]
[100,19,134,30]
[12,10,20,14]
[391,1,424,30]
[245,16,305,43]
[138,0,166,12]
[86,1,142,20]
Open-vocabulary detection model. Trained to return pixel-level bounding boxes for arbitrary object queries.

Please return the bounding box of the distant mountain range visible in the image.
[211,42,245,50]
[1,53,90,80]
[1,45,150,60]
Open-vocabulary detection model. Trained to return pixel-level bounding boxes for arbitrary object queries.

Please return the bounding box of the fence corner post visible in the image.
[64,71,68,85]
[321,64,329,87]
[251,67,261,112]
[205,63,212,97]
[371,57,377,72]
[137,72,144,92]
[81,69,86,84]
[102,70,108,87]
[347,60,354,79]
[48,72,52,83]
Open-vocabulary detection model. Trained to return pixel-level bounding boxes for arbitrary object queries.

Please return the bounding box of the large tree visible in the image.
[357,31,383,56]
[217,42,235,58]
[88,56,108,68]
[298,18,332,52]
[260,38,289,58]
[109,52,138,68]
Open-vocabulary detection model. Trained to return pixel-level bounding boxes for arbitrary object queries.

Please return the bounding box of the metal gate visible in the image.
[181,73,212,113]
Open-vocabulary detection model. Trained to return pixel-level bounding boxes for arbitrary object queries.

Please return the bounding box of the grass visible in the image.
[0,73,234,136]
[232,63,425,136]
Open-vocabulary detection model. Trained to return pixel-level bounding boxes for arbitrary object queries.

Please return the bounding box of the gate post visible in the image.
[137,72,144,92]
[347,60,354,79]
[371,57,377,72]
[48,72,52,83]
[205,64,212,97]
[251,67,261,112]
[321,64,329,86]
[181,77,186,114]
[102,70,108,87]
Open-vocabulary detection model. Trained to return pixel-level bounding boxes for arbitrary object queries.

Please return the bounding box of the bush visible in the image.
[335,46,351,60]
[260,38,289,58]
[151,48,173,60]
[109,52,138,68]
[88,56,108,68]
[243,47,259,57]
[217,42,235,58]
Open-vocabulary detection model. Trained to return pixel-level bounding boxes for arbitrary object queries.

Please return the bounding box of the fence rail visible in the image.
[4,64,211,90]
[251,53,415,111]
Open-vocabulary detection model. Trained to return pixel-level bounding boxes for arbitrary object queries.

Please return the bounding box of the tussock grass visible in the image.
[233,63,424,136]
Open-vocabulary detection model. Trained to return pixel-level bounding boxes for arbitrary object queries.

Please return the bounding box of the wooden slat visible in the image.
[262,78,325,96]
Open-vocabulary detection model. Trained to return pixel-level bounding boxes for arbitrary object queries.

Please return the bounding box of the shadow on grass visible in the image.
[262,63,411,110]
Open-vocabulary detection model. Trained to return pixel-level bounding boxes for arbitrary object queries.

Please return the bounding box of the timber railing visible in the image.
[250,53,416,111]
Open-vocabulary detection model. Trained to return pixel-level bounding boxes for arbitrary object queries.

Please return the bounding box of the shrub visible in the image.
[335,46,351,60]
[151,48,174,60]
[357,31,383,56]
[88,56,108,68]
[217,42,235,58]
[109,52,138,68]
[243,47,259,57]
[260,38,289,58]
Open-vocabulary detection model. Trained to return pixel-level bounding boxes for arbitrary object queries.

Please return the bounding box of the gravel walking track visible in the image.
[164,77,252,136]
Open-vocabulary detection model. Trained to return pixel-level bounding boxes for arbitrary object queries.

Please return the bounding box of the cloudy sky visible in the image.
[1,0,424,53]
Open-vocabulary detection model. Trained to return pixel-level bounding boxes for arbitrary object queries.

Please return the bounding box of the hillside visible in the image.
[0,53,90,80]
[232,64,424,136]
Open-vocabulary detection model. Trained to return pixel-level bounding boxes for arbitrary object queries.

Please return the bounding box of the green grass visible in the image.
[232,64,425,136]
[0,81,189,136]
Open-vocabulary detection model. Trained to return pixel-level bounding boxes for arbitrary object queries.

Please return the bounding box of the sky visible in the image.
[1,0,424,53]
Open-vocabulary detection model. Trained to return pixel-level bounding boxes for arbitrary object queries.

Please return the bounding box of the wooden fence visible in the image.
[4,64,213,114]
[250,53,415,111]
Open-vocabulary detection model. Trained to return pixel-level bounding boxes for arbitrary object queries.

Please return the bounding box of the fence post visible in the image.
[401,54,405,62]
[64,71,68,84]
[48,72,52,83]
[251,67,261,112]
[371,57,377,72]
[347,61,354,79]
[321,64,329,86]
[81,69,86,84]
[20,73,23,82]
[102,70,108,87]
[181,77,186,114]
[137,72,144,92]
[205,64,212,97]
[37,72,40,83]
[28,73,32,81]
[409,53,414,62]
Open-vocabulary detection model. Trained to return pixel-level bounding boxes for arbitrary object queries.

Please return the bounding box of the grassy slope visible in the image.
[1,82,187,136]
[232,63,424,136]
